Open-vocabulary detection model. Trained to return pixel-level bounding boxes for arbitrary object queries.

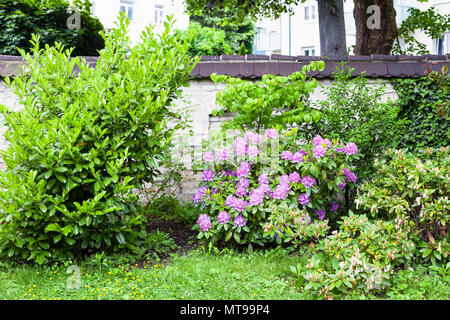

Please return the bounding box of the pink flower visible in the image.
[281,150,293,161]
[197,214,211,232]
[247,145,259,158]
[313,145,326,158]
[265,129,278,139]
[217,149,229,161]
[344,142,358,155]
[236,162,251,177]
[234,137,247,157]
[217,211,230,224]
[203,151,215,163]
[312,135,324,146]
[202,170,214,181]
[292,151,303,163]
[301,176,316,188]
[289,172,301,183]
[258,173,269,184]
[298,193,309,205]
[233,214,247,227]
[233,198,248,212]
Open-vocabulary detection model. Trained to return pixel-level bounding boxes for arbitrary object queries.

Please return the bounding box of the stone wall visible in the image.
[1,53,448,201]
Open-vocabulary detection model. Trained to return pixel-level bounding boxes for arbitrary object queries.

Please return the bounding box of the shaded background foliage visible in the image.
[0,0,104,56]
[190,12,255,54]
[174,22,233,56]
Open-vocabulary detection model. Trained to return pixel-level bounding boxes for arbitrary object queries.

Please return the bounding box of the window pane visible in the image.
[128,7,134,20]
[311,6,315,19]
[304,7,309,20]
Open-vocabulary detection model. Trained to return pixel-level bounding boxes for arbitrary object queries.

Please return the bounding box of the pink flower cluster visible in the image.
[197,214,211,232]
[226,195,249,212]
[195,130,359,241]
[343,168,357,183]
[217,211,230,224]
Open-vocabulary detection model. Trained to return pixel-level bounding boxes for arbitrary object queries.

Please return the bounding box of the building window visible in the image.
[90,1,96,16]
[302,46,315,56]
[437,32,450,55]
[120,0,135,21]
[155,4,164,25]
[304,5,316,21]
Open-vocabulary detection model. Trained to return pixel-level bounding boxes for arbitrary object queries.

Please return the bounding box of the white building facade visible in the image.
[82,0,189,45]
[254,0,450,56]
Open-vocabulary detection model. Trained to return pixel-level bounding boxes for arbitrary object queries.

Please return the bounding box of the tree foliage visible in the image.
[174,22,233,56]
[392,7,450,55]
[184,0,301,25]
[191,11,255,54]
[0,0,104,56]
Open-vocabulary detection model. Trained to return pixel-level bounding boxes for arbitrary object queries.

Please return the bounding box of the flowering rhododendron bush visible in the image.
[192,129,360,246]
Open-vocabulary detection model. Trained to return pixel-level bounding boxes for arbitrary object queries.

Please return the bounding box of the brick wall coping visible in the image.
[1,53,449,79]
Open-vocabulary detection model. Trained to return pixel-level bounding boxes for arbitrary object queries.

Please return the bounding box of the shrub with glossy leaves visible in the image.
[292,213,415,299]
[356,147,449,264]
[0,15,198,264]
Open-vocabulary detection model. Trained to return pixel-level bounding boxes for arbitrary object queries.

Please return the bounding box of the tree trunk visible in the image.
[317,0,347,56]
[353,0,398,55]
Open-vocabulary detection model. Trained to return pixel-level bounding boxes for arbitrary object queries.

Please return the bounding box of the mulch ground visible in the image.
[136,217,199,268]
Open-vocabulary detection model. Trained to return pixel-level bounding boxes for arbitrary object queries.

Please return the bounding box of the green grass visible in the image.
[0,249,307,300]
[0,249,448,300]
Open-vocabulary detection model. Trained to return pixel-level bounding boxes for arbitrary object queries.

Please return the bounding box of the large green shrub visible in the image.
[0,15,198,264]
[305,64,403,181]
[392,76,449,152]
[356,148,449,264]
[0,0,104,56]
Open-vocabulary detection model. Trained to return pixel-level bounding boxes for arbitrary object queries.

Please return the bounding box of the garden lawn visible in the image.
[0,249,307,300]
[0,249,448,300]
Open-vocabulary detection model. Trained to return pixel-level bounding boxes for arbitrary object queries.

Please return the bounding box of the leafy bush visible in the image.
[174,22,233,56]
[391,76,449,152]
[356,148,449,264]
[190,13,255,54]
[211,61,325,130]
[291,213,415,299]
[191,129,360,247]
[0,0,104,56]
[0,15,198,264]
[306,63,402,181]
